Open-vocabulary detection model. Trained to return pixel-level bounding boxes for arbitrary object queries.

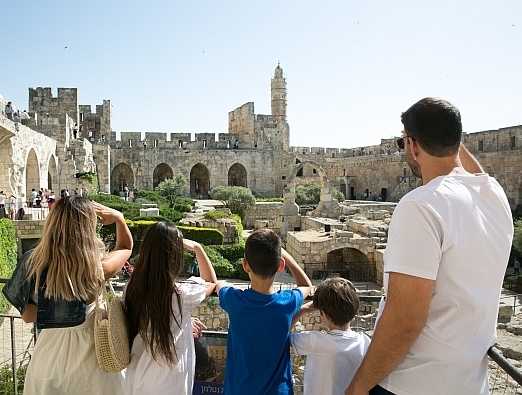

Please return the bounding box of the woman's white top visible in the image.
[124,277,207,395]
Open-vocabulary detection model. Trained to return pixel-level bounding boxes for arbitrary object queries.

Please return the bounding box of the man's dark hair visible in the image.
[244,229,281,278]
[313,278,359,326]
[401,97,462,157]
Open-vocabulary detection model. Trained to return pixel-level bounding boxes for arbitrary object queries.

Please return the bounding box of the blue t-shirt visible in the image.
[219,287,304,395]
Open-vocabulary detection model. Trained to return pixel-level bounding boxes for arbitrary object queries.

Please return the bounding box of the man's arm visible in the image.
[282,248,313,298]
[459,143,484,173]
[346,272,433,395]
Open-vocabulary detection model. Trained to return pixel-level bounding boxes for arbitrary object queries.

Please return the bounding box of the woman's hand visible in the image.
[92,202,124,225]
[183,239,201,253]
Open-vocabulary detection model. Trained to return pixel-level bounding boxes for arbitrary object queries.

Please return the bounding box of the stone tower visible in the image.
[271,63,287,121]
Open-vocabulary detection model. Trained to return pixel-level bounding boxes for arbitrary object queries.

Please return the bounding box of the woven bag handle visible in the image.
[94,282,114,322]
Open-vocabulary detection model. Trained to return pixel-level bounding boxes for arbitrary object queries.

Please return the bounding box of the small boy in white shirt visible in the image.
[291,278,370,395]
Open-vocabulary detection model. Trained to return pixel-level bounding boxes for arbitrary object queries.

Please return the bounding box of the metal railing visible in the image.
[0,203,49,221]
[0,277,521,394]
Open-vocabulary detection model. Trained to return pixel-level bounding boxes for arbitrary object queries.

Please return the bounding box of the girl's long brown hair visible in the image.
[124,222,184,365]
[28,196,105,302]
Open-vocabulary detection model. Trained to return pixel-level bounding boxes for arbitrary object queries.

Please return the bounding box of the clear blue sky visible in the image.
[2,0,521,148]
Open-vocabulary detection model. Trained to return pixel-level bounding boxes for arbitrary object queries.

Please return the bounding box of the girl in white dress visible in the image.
[124,222,218,395]
[15,196,133,395]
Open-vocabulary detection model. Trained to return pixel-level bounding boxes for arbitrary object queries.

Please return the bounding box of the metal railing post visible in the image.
[10,316,18,395]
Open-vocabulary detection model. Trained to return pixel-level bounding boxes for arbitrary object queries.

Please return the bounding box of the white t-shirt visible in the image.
[0,194,5,205]
[378,168,514,395]
[124,277,207,395]
[291,329,370,395]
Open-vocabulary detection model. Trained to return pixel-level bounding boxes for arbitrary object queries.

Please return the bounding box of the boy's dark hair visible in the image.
[401,97,462,157]
[244,229,281,278]
[313,278,359,326]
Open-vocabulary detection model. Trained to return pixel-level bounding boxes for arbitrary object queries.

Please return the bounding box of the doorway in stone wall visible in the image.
[326,247,375,281]
[153,163,174,188]
[190,163,210,198]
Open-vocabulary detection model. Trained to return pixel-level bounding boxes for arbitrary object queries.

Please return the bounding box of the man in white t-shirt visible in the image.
[346,98,514,395]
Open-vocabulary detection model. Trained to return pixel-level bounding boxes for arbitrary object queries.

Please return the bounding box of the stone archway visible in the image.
[153,163,173,188]
[228,163,247,187]
[326,247,374,281]
[190,163,210,198]
[47,155,58,192]
[284,160,340,218]
[111,163,134,194]
[25,149,40,200]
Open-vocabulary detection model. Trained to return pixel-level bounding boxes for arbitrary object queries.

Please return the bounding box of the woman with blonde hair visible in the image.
[3,195,133,395]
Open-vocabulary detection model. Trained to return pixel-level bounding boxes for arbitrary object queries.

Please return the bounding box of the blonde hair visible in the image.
[28,196,105,302]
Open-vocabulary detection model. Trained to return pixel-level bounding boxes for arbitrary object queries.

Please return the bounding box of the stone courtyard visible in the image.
[1,63,522,393]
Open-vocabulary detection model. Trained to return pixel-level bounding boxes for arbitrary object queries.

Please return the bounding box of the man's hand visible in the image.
[191,317,206,339]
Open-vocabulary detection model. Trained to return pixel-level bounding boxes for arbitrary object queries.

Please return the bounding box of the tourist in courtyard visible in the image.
[0,191,6,218]
[8,195,16,220]
[4,101,14,120]
[292,277,370,395]
[2,196,133,395]
[216,229,314,395]
[124,222,218,394]
[346,98,514,395]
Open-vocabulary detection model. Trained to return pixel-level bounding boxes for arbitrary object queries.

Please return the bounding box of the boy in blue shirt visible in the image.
[217,229,313,395]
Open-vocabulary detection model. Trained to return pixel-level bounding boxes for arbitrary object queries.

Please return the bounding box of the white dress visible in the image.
[24,304,124,395]
[124,278,207,395]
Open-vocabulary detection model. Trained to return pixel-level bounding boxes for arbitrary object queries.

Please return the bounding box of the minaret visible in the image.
[271,62,287,122]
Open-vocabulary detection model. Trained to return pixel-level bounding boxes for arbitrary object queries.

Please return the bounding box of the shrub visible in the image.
[99,221,224,251]
[204,210,244,241]
[0,219,17,313]
[136,190,169,207]
[173,197,194,213]
[233,258,250,280]
[0,363,27,394]
[295,183,344,205]
[89,193,141,219]
[209,244,245,263]
[178,226,224,245]
[159,208,184,223]
[157,176,187,208]
[202,246,236,278]
[210,186,255,221]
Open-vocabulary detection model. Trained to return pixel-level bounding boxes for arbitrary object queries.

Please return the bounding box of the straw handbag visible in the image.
[94,285,130,372]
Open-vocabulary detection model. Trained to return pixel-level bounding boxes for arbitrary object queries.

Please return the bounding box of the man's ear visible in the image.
[277,257,286,273]
[408,136,420,161]
[242,258,251,273]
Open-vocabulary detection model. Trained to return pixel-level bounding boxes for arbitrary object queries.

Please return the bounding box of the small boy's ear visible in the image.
[277,257,286,273]
[242,258,251,273]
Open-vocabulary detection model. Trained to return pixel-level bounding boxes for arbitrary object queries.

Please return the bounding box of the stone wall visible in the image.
[244,202,284,230]
[109,145,278,196]
[192,294,380,332]
[14,220,45,256]
[0,114,57,199]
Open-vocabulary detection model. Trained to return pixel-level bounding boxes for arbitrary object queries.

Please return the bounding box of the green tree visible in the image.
[157,175,187,208]
[295,183,344,205]
[210,186,256,221]
[514,219,522,254]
